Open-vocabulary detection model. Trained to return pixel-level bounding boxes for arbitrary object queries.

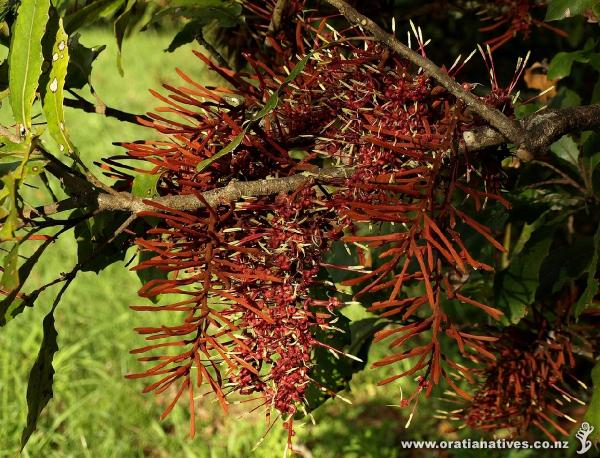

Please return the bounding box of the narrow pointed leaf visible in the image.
[43,18,73,155]
[196,130,245,172]
[21,305,59,448]
[9,0,51,132]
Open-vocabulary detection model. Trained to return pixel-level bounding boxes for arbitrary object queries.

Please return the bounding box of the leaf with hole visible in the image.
[43,17,73,156]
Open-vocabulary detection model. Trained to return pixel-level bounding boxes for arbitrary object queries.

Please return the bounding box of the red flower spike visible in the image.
[106,8,530,444]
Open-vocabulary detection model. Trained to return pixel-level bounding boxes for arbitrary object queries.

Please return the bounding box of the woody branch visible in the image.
[29,103,600,222]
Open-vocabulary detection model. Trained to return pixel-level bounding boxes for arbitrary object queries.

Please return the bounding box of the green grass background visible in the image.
[0,28,571,458]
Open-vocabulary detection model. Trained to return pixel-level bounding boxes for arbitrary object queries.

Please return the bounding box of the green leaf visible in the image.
[550,135,580,166]
[548,51,588,80]
[250,53,310,122]
[135,249,168,303]
[165,19,202,52]
[0,59,9,99]
[0,172,18,239]
[21,304,59,448]
[514,102,542,120]
[156,0,242,26]
[131,172,160,198]
[251,92,278,121]
[196,130,245,172]
[346,317,388,371]
[73,211,131,273]
[555,87,583,108]
[0,234,53,325]
[0,0,19,22]
[540,235,598,295]
[584,360,600,445]
[545,0,597,21]
[64,0,125,33]
[9,0,51,132]
[495,225,556,324]
[284,53,311,84]
[43,17,73,155]
[574,223,600,318]
[301,313,351,414]
[0,243,19,291]
[66,34,106,89]
[300,315,387,416]
[114,0,135,75]
[193,51,311,171]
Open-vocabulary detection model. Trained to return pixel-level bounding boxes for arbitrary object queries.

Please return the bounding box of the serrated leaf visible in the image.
[574,223,600,318]
[196,130,245,172]
[21,304,59,448]
[550,135,580,166]
[583,361,600,445]
[496,226,556,324]
[299,315,387,416]
[131,172,160,198]
[9,0,51,132]
[43,18,73,155]
[300,313,352,414]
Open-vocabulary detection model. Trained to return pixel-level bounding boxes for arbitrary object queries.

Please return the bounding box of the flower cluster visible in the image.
[455,323,582,441]
[111,3,536,445]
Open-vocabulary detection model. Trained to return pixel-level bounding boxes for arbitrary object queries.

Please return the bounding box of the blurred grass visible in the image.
[0,28,551,458]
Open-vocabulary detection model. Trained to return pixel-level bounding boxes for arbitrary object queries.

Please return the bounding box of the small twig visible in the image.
[0,125,20,143]
[323,0,524,145]
[97,166,352,214]
[196,29,229,69]
[64,92,150,125]
[110,213,137,244]
[531,160,588,196]
[20,196,88,221]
